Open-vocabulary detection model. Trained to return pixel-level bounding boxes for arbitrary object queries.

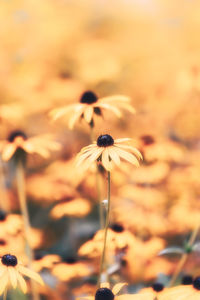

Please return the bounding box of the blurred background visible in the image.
[0,0,200,299]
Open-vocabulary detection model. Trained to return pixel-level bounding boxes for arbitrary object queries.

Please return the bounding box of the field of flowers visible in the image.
[1,0,200,299]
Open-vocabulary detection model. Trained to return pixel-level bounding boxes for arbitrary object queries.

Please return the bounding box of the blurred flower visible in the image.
[52,257,91,282]
[33,253,61,272]
[49,91,135,129]
[50,197,92,219]
[0,211,23,236]
[0,254,44,295]
[0,130,60,161]
[76,134,142,171]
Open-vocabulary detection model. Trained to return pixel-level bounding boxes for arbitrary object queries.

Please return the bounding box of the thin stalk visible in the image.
[98,171,111,288]
[169,224,200,287]
[16,160,40,300]
[0,158,9,211]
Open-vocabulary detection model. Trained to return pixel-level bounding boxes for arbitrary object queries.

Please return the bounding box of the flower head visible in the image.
[0,130,60,162]
[76,134,142,171]
[49,91,135,129]
[0,254,44,295]
[80,282,132,300]
[159,276,200,300]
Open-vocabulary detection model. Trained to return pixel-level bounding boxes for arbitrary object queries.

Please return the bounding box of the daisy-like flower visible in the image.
[76,134,142,171]
[79,282,137,300]
[0,130,60,161]
[159,276,200,300]
[49,91,135,129]
[0,254,44,295]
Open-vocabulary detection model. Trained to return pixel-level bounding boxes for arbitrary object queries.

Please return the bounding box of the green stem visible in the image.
[169,224,200,287]
[16,161,40,300]
[98,171,111,288]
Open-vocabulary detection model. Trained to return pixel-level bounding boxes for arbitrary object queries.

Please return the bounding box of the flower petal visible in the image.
[84,106,93,123]
[16,272,27,294]
[8,267,17,289]
[69,107,84,129]
[97,103,122,117]
[101,282,110,289]
[0,272,8,295]
[114,148,140,167]
[102,149,112,171]
[18,266,44,286]
[108,148,120,166]
[114,144,143,160]
[112,283,127,295]
[2,143,17,161]
[114,138,132,143]
[49,105,75,121]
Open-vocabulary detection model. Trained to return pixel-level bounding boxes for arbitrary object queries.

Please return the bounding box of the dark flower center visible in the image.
[2,254,18,266]
[182,275,193,285]
[64,257,77,264]
[80,91,98,104]
[0,210,7,221]
[152,283,164,292]
[111,223,124,233]
[193,277,200,290]
[95,288,114,300]
[97,135,114,147]
[0,239,6,246]
[141,135,155,145]
[8,130,27,142]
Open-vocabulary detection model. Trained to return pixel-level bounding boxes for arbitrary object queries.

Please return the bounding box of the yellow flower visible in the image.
[159,277,200,300]
[0,254,44,295]
[76,134,142,171]
[49,91,135,129]
[79,282,136,300]
[0,130,60,161]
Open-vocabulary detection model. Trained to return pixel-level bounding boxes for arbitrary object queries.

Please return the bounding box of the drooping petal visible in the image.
[2,143,17,161]
[0,272,8,295]
[99,95,131,103]
[112,283,127,295]
[102,148,112,171]
[97,103,122,117]
[76,148,97,167]
[114,144,143,160]
[18,266,44,285]
[8,267,17,289]
[49,105,75,121]
[108,148,120,165]
[68,107,84,129]
[83,106,93,123]
[115,148,140,167]
[16,272,27,294]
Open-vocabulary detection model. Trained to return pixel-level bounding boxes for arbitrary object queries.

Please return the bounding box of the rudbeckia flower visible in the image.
[0,130,60,161]
[0,254,44,295]
[159,276,200,300]
[139,283,168,298]
[49,91,135,129]
[79,282,136,300]
[76,134,142,171]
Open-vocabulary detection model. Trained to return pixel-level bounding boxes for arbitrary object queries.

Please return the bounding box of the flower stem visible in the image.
[98,171,111,288]
[16,160,40,300]
[169,224,200,287]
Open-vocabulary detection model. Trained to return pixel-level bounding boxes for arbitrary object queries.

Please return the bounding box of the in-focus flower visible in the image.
[139,282,168,299]
[79,282,136,300]
[0,130,60,161]
[159,276,200,300]
[49,91,135,129]
[0,254,44,295]
[76,134,142,171]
